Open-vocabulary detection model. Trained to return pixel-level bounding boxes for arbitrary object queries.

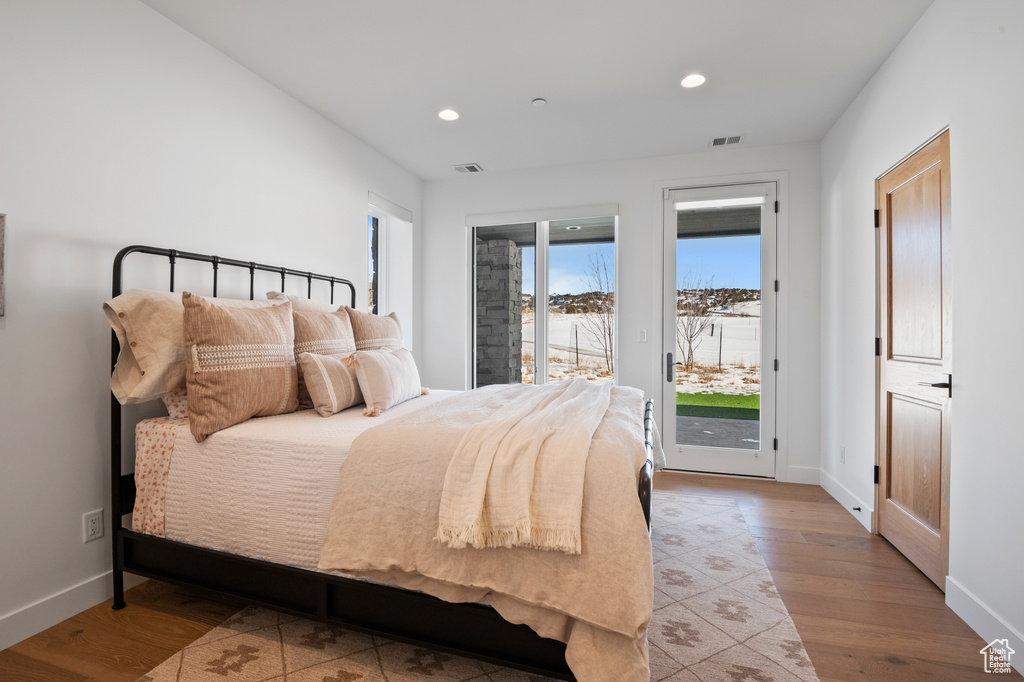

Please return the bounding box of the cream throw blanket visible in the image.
[438,379,611,554]
[318,385,653,681]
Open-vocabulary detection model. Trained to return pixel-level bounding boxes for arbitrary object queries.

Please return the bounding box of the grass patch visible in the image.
[676,392,760,420]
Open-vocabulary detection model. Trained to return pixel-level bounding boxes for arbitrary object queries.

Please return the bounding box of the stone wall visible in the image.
[475,238,523,385]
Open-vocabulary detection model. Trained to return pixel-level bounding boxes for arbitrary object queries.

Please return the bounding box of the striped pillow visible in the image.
[104,289,280,405]
[352,348,423,417]
[297,352,363,417]
[182,292,298,441]
[344,307,403,350]
[293,310,357,408]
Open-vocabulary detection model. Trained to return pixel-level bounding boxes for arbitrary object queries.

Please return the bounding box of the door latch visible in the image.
[917,374,952,398]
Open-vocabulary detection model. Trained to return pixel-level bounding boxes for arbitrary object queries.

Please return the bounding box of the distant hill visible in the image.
[522,288,760,314]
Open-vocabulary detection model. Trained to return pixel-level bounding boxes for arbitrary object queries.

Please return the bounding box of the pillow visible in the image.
[160,388,188,420]
[104,289,280,405]
[344,307,403,350]
[267,291,340,314]
[351,348,424,416]
[182,292,298,441]
[297,352,363,417]
[293,310,357,408]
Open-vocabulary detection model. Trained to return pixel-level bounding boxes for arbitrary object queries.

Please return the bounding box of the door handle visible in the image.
[666,352,674,382]
[918,374,952,397]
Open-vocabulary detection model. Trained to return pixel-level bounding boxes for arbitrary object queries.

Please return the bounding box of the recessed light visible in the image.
[438,108,460,121]
[566,225,582,231]
[532,98,547,107]
[680,74,706,88]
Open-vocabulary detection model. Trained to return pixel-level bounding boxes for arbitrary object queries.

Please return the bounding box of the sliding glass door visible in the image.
[472,215,616,387]
[662,183,777,477]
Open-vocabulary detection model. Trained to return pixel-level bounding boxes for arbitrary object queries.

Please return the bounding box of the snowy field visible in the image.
[519,301,762,393]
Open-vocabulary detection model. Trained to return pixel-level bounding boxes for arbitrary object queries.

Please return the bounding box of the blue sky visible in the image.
[522,236,761,295]
[676,236,761,290]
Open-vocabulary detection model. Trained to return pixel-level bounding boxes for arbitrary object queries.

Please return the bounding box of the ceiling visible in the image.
[138,0,933,180]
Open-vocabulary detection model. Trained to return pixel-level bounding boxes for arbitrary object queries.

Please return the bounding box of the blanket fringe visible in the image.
[438,524,581,555]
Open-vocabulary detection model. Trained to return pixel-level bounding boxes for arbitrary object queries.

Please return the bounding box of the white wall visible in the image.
[0,0,421,649]
[421,143,821,483]
[820,0,1024,653]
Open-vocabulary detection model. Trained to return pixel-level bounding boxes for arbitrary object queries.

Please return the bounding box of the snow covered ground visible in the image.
[518,302,762,393]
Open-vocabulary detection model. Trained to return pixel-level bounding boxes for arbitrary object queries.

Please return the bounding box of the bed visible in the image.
[108,244,657,680]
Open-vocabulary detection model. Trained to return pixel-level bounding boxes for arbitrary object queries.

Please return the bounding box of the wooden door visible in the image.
[877,130,951,591]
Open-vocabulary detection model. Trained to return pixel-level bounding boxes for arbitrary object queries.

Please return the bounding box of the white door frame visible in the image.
[466,203,620,389]
[656,172,790,479]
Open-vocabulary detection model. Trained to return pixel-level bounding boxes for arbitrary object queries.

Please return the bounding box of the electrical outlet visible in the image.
[83,509,103,543]
[840,445,846,464]
[639,328,648,343]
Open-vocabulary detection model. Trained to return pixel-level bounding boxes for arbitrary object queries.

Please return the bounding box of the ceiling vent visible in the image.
[453,163,484,173]
[708,135,743,148]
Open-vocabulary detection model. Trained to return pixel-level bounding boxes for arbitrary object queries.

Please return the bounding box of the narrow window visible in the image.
[368,215,379,314]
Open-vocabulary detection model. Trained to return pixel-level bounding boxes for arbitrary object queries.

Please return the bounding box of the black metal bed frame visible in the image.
[109,244,655,680]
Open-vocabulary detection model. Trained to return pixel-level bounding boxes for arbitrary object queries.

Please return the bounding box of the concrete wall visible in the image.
[0,0,421,649]
[819,0,1024,655]
[474,239,523,386]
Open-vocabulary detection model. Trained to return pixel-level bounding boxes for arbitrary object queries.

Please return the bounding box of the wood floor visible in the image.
[1,473,1011,681]
[655,473,1009,681]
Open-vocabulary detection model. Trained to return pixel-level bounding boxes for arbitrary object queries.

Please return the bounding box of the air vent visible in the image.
[708,135,743,148]
[453,163,484,173]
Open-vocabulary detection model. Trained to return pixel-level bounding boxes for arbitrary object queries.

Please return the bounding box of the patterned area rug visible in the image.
[137,491,817,681]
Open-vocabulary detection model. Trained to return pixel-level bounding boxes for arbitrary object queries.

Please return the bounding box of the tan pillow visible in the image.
[352,348,423,416]
[104,289,280,404]
[267,291,340,313]
[293,310,357,408]
[344,307,403,350]
[183,292,298,441]
[297,352,363,417]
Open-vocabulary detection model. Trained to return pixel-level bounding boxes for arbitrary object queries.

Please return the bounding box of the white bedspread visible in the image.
[154,391,457,568]
[319,384,654,681]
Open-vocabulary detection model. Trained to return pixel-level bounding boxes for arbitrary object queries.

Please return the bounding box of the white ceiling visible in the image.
[139,0,933,180]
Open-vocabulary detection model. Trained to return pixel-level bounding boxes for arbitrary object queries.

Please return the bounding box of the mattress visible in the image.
[135,391,458,570]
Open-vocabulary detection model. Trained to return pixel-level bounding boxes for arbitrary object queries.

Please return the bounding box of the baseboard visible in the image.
[946,575,1024,670]
[780,465,820,485]
[819,468,873,531]
[0,571,146,650]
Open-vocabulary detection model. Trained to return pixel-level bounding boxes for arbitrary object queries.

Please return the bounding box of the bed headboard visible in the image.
[111,244,356,303]
[109,244,357,517]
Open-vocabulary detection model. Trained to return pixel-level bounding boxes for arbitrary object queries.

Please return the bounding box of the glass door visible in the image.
[662,183,777,477]
[472,215,616,387]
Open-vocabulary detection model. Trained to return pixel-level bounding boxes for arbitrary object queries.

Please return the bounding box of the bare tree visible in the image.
[676,270,716,371]
[578,251,615,373]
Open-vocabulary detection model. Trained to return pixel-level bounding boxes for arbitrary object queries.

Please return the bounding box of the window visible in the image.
[472,214,616,387]
[367,194,414,347]
[367,214,379,314]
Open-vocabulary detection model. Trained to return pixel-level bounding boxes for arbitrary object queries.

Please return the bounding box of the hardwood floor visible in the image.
[656,473,1008,681]
[0,581,243,682]
[1,473,1012,681]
